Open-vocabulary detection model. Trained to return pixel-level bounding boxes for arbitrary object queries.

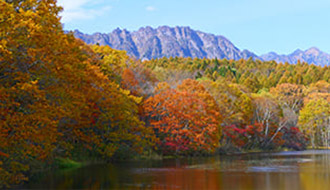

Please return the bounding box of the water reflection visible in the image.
[26,150,330,190]
[299,152,330,190]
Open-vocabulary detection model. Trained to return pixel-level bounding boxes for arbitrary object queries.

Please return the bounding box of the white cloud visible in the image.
[146,6,156,12]
[57,0,111,23]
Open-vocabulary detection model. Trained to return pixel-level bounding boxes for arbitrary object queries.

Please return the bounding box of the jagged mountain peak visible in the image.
[73,26,250,60]
[73,26,329,66]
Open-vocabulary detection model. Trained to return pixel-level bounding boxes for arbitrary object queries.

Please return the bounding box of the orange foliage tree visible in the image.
[143,79,222,155]
[0,0,155,187]
[0,0,63,186]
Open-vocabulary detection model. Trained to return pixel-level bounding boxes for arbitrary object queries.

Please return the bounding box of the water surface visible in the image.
[26,150,330,190]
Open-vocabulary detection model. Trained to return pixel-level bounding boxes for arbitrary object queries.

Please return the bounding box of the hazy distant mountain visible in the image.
[73,26,329,66]
[261,47,330,67]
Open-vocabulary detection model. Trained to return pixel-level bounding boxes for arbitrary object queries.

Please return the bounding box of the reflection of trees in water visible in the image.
[27,151,330,190]
[300,153,330,190]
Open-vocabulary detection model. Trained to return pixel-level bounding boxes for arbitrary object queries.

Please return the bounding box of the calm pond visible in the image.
[26,150,330,190]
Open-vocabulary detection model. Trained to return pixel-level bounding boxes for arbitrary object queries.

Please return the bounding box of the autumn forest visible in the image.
[1,0,330,188]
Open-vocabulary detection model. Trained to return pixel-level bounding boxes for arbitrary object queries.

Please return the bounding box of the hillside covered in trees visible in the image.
[0,0,329,188]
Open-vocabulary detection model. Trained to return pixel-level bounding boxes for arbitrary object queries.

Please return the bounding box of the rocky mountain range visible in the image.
[260,47,330,66]
[73,26,329,66]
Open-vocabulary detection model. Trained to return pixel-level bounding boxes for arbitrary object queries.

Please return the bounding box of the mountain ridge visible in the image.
[73,26,329,66]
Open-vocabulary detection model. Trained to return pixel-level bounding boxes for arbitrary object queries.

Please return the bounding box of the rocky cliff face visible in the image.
[73,26,259,61]
[73,26,329,66]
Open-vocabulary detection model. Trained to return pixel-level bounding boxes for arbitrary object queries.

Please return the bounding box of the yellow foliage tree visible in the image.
[299,99,330,148]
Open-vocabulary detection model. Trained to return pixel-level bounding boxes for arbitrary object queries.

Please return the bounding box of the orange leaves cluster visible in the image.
[0,79,59,187]
[144,79,221,154]
[0,0,155,187]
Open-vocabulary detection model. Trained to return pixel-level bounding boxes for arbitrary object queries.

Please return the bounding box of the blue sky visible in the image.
[57,0,330,55]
